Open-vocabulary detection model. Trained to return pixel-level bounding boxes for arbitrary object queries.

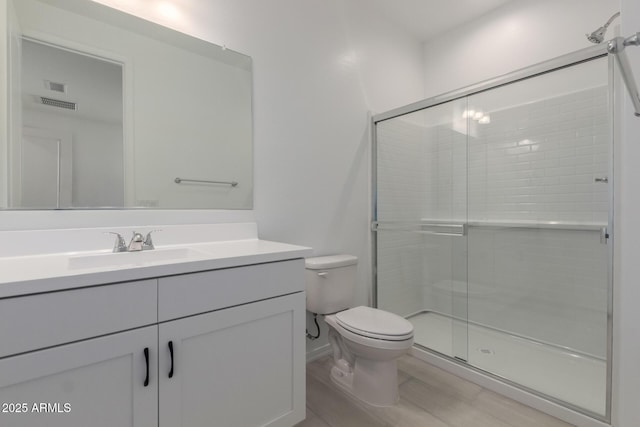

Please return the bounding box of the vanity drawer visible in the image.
[158,259,304,321]
[0,279,157,358]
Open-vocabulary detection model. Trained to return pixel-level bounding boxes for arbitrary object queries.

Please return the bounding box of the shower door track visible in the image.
[371,43,614,425]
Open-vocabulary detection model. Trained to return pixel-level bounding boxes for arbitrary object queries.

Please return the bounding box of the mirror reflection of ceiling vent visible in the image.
[45,80,66,93]
[40,97,77,111]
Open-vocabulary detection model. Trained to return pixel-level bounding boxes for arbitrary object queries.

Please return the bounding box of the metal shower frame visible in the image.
[370,43,616,423]
[608,33,640,116]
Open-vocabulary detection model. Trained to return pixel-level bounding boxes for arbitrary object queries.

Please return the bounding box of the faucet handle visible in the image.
[104,232,127,253]
[128,231,145,252]
[143,229,162,250]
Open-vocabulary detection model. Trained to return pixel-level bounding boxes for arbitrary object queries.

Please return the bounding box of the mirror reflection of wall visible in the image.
[19,39,124,208]
[5,0,254,210]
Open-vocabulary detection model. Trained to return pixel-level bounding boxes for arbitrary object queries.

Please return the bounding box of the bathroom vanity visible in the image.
[0,224,311,427]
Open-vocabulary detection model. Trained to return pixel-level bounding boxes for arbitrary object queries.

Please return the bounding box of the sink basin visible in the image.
[68,247,207,270]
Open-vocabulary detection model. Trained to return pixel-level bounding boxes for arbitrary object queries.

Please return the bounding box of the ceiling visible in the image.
[367,0,514,42]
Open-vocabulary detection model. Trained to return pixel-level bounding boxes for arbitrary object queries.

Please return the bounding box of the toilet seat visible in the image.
[335,306,414,341]
[325,314,413,351]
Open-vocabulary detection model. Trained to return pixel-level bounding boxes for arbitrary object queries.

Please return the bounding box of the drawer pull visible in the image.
[143,347,150,387]
[168,341,174,378]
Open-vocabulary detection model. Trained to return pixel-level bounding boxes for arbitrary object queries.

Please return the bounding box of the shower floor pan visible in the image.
[409,311,606,416]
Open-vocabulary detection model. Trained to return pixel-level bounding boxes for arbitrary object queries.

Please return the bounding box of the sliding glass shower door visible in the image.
[374,54,611,419]
[374,98,468,361]
[465,57,610,416]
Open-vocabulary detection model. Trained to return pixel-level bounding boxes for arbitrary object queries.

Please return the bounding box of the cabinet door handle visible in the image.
[168,341,174,378]
[143,347,150,387]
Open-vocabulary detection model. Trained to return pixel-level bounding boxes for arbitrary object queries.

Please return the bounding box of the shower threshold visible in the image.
[409,311,606,416]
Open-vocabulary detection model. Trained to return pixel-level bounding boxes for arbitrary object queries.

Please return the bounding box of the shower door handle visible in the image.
[412,227,466,237]
[371,221,466,237]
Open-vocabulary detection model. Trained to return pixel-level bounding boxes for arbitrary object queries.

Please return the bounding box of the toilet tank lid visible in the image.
[305,254,358,270]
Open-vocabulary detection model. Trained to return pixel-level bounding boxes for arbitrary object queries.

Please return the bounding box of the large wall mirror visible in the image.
[3,0,253,209]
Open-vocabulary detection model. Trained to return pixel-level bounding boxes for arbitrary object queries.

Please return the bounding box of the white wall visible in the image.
[613,0,640,425]
[23,109,124,207]
[247,0,425,356]
[422,0,618,97]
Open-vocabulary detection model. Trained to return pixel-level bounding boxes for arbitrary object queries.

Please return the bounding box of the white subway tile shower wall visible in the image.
[467,86,609,223]
[376,85,609,358]
[377,118,434,222]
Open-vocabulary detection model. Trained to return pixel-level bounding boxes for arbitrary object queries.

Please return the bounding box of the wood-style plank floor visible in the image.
[296,354,574,427]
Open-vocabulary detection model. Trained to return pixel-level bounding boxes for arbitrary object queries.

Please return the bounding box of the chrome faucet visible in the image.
[128,232,145,252]
[105,230,161,253]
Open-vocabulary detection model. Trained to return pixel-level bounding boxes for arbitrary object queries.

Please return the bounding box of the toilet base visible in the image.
[329,357,399,407]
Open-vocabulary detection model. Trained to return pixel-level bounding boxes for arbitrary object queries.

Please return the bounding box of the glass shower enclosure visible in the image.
[373,51,611,420]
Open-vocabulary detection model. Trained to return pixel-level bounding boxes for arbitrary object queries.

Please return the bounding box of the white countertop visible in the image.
[0,238,312,298]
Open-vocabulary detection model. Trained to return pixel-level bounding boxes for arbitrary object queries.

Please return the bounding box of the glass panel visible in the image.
[375,99,468,361]
[466,57,609,415]
[6,0,253,210]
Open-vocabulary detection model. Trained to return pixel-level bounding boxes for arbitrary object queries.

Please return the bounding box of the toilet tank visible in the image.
[305,254,357,314]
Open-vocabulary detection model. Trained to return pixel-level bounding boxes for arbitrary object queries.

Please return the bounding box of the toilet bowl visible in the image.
[305,255,414,406]
[324,306,413,406]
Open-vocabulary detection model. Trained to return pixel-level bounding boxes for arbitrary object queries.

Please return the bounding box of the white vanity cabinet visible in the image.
[0,280,159,427]
[157,259,306,427]
[0,257,306,427]
[159,293,305,427]
[0,326,158,427]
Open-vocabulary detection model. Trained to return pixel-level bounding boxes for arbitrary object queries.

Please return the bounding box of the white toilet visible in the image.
[305,254,414,406]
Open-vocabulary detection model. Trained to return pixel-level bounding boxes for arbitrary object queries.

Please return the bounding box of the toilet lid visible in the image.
[335,306,414,340]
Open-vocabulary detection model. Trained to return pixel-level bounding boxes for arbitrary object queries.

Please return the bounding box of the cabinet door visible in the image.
[0,326,158,427]
[159,292,305,427]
